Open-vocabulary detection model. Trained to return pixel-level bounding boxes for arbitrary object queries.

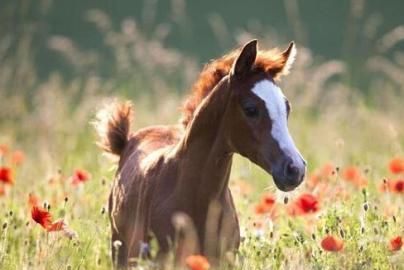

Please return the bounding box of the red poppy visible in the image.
[321,235,344,252]
[263,194,276,206]
[389,236,402,251]
[379,179,404,193]
[0,144,9,156]
[321,162,335,177]
[71,169,91,185]
[0,167,13,185]
[31,206,52,229]
[185,255,210,270]
[392,179,404,193]
[342,166,360,181]
[389,158,404,174]
[254,203,268,215]
[47,219,66,232]
[11,150,25,165]
[28,193,40,207]
[255,193,276,215]
[307,173,320,189]
[342,166,367,187]
[288,193,319,216]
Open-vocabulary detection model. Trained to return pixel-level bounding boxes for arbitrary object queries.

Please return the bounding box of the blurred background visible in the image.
[0,0,404,168]
[0,2,403,268]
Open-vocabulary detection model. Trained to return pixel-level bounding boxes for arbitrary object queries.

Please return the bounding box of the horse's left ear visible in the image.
[273,42,297,78]
[231,39,258,78]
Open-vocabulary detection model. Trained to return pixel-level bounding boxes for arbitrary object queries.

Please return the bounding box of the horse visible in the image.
[94,39,306,267]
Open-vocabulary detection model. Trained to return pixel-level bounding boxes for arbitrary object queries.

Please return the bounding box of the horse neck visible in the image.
[174,78,233,206]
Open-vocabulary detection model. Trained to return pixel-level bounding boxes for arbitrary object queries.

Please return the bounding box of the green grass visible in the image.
[0,92,403,269]
[1,8,403,268]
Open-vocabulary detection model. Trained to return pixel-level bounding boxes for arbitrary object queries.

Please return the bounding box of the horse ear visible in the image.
[276,41,297,77]
[231,39,258,78]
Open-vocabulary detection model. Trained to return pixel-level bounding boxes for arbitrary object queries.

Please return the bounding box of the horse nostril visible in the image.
[285,162,299,179]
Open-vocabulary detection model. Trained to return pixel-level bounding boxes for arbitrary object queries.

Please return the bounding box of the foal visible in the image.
[95,39,306,267]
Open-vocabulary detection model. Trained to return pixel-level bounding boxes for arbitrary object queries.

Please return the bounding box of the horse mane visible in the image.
[180,46,290,127]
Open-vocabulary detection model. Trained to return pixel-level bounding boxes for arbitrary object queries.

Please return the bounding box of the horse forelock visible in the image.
[180,47,287,127]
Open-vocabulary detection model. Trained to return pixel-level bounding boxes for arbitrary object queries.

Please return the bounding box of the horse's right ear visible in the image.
[231,39,258,78]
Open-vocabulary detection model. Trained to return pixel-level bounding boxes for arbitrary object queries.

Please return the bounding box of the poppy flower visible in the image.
[342,166,367,187]
[389,158,404,174]
[0,167,13,185]
[392,179,404,193]
[11,150,25,165]
[185,255,210,270]
[31,206,52,229]
[342,166,360,181]
[28,193,40,207]
[254,203,268,215]
[321,162,335,177]
[288,193,319,216]
[321,235,344,252]
[389,236,402,251]
[307,173,320,189]
[47,219,66,232]
[255,194,276,215]
[0,144,9,156]
[71,169,91,185]
[262,194,276,206]
[379,179,404,193]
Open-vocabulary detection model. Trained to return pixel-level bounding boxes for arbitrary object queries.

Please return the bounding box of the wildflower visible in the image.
[389,157,404,174]
[31,206,52,229]
[389,236,402,251]
[0,144,9,156]
[113,240,122,249]
[342,166,367,187]
[255,193,276,215]
[321,235,344,252]
[254,203,267,215]
[63,227,78,239]
[321,162,335,177]
[307,173,320,189]
[392,179,404,193]
[342,166,360,181]
[140,242,150,257]
[11,150,25,165]
[288,193,319,216]
[0,167,13,184]
[47,219,66,232]
[307,163,335,189]
[185,255,210,270]
[379,179,404,193]
[71,169,91,185]
[28,193,39,207]
[263,194,275,206]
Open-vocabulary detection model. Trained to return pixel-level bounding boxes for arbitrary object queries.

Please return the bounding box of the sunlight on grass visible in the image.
[0,4,403,269]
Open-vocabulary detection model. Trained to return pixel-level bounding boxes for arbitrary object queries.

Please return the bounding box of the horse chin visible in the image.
[272,177,299,192]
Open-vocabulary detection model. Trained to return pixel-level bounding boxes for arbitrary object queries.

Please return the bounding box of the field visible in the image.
[1,4,404,270]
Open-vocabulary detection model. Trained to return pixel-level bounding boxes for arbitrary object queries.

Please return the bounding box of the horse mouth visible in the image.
[273,179,298,192]
[272,175,304,192]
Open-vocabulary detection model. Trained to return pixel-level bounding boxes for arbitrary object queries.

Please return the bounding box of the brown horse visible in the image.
[94,39,306,267]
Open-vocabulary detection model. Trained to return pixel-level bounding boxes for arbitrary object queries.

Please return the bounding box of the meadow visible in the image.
[0,7,403,270]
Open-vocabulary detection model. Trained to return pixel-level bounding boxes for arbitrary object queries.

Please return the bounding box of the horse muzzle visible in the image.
[271,156,306,192]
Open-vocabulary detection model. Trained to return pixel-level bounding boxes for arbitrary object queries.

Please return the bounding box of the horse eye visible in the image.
[243,105,259,118]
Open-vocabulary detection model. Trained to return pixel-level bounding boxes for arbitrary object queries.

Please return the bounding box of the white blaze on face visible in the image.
[251,79,302,164]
